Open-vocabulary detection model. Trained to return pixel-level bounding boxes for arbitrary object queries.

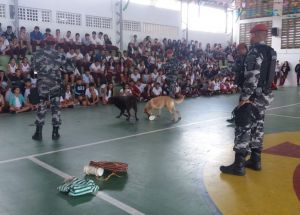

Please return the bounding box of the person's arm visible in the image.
[239,48,262,106]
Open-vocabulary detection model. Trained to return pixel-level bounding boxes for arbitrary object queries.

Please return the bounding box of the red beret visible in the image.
[166,49,173,55]
[250,24,268,33]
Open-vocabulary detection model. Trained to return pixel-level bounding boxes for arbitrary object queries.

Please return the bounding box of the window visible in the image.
[143,23,178,37]
[239,21,272,46]
[57,11,81,26]
[283,0,300,15]
[26,8,38,21]
[0,4,5,18]
[281,18,300,49]
[86,15,112,29]
[240,0,274,20]
[41,10,51,23]
[123,20,141,32]
[182,3,226,33]
[18,7,38,21]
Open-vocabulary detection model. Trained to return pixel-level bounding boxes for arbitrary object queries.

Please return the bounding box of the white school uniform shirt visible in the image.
[137,83,146,93]
[8,64,17,74]
[85,88,99,98]
[66,52,76,59]
[82,73,93,84]
[0,39,9,52]
[130,73,141,82]
[151,72,159,81]
[152,87,162,96]
[89,63,101,73]
[75,53,83,61]
[90,36,101,45]
[98,36,104,45]
[65,91,72,100]
[119,88,132,96]
[21,63,31,73]
[64,35,74,43]
[14,96,22,108]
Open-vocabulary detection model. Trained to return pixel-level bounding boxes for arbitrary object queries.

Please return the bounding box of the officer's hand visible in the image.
[239,100,252,107]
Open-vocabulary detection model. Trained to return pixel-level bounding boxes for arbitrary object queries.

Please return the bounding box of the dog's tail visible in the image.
[174,95,185,104]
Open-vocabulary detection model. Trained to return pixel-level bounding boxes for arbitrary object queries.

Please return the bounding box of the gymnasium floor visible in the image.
[0,87,300,215]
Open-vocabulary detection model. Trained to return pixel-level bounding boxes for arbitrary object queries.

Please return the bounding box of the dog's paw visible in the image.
[126,118,130,121]
[116,115,121,118]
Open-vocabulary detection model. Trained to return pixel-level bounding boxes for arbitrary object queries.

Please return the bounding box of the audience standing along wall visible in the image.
[0,0,230,50]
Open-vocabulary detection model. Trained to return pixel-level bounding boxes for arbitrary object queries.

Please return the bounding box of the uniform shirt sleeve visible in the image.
[240,47,262,101]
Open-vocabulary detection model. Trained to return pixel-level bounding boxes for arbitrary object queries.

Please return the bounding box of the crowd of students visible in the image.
[0,24,292,115]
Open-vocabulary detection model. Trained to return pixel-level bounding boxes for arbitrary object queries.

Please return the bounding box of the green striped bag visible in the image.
[57,178,99,196]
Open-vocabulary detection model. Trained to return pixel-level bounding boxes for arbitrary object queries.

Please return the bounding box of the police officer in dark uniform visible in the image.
[220,24,277,176]
[162,49,183,98]
[32,36,65,141]
[227,43,248,123]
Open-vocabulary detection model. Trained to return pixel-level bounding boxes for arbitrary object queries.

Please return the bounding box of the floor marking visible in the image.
[0,117,227,165]
[267,113,300,119]
[1,102,299,166]
[28,157,145,215]
[267,102,300,111]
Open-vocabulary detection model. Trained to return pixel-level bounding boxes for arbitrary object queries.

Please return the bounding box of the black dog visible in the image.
[108,96,139,121]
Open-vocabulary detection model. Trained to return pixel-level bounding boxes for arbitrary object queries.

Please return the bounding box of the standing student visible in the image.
[295,59,300,86]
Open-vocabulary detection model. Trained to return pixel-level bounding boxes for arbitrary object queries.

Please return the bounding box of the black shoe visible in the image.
[245,149,261,171]
[32,125,43,141]
[226,118,235,123]
[220,152,247,176]
[52,126,60,140]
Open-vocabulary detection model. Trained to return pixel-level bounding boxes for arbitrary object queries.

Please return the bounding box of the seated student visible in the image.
[8,86,30,113]
[151,82,162,97]
[27,84,39,111]
[23,79,32,101]
[10,37,20,59]
[130,68,141,83]
[119,83,132,96]
[182,79,193,97]
[228,80,237,94]
[220,79,229,94]
[7,58,17,78]
[100,83,114,105]
[10,69,25,92]
[60,84,74,108]
[174,82,182,98]
[129,80,141,100]
[0,70,8,90]
[74,78,86,105]
[0,92,5,113]
[0,35,10,55]
[82,70,94,87]
[85,83,99,106]
[213,78,221,95]
[19,57,31,78]
[30,26,43,52]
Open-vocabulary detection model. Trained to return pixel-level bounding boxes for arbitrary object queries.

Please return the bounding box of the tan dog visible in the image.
[144,96,184,122]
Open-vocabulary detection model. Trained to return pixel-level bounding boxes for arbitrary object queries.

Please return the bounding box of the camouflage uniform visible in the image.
[32,46,65,127]
[162,58,183,97]
[234,43,275,154]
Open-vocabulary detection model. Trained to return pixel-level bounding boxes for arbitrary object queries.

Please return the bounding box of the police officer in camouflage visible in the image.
[220,24,277,176]
[227,43,248,123]
[32,36,65,141]
[162,49,183,98]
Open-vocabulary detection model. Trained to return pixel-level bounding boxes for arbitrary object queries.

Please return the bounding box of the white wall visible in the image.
[233,1,299,86]
[188,30,230,47]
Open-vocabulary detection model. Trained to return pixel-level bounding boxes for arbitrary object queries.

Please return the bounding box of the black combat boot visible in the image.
[52,126,60,140]
[220,152,247,176]
[226,117,235,123]
[245,148,261,171]
[32,125,43,141]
